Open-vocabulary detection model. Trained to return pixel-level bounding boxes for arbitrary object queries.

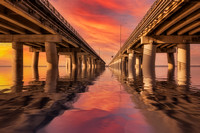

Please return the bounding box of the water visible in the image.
[0,66,199,133]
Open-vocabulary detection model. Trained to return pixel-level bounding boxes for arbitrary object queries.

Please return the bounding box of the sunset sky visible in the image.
[0,0,199,65]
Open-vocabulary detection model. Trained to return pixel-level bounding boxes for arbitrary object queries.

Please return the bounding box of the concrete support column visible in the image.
[135,55,142,77]
[92,58,96,69]
[167,53,175,81]
[45,42,58,69]
[66,55,71,70]
[167,53,175,70]
[122,57,126,71]
[128,50,135,79]
[12,42,23,92]
[177,44,190,86]
[142,43,156,91]
[65,55,71,79]
[82,55,87,69]
[32,52,39,68]
[142,43,156,78]
[32,52,39,81]
[71,51,78,70]
[87,57,90,69]
[45,42,58,92]
[121,57,127,76]
[81,55,87,79]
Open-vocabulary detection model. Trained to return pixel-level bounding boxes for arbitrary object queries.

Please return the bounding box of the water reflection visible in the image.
[111,67,200,133]
[0,66,105,133]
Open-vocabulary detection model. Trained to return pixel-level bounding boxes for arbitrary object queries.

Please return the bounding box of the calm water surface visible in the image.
[0,67,199,133]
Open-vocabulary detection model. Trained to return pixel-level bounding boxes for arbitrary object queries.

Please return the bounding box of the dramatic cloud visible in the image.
[49,0,154,64]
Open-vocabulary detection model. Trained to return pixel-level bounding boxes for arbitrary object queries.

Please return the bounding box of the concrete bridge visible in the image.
[109,0,200,86]
[0,0,105,81]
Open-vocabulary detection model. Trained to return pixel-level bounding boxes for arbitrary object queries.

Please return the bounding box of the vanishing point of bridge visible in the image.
[0,0,105,84]
[110,0,200,86]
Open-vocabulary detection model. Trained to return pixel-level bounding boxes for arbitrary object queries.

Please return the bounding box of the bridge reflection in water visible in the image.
[110,67,200,133]
[0,66,105,133]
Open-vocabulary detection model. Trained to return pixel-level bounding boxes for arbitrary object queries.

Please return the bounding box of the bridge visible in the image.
[0,0,105,82]
[109,0,200,86]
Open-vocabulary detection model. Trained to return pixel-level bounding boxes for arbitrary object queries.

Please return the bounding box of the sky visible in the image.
[0,0,199,65]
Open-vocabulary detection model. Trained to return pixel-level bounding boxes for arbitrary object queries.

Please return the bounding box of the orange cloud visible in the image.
[49,0,154,64]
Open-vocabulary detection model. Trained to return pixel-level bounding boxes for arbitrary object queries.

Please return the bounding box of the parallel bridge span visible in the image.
[109,0,200,86]
[0,0,105,75]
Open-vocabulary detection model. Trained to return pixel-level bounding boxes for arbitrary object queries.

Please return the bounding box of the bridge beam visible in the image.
[141,35,200,44]
[0,35,62,43]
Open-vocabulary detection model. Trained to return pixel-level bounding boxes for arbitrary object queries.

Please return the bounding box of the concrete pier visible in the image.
[135,54,142,77]
[122,57,126,72]
[91,58,95,69]
[32,52,39,68]
[45,42,58,69]
[128,50,135,79]
[167,53,175,70]
[32,52,39,80]
[66,55,71,70]
[167,53,175,81]
[44,42,58,92]
[177,44,190,86]
[142,42,156,78]
[82,55,87,70]
[71,51,78,70]
[12,42,23,92]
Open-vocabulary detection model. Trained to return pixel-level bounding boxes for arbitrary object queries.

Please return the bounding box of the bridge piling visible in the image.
[167,53,175,70]
[142,42,156,78]
[128,50,135,79]
[122,57,126,72]
[177,44,190,86]
[32,52,39,68]
[12,42,23,92]
[45,42,58,69]
[82,55,87,70]
[167,53,175,81]
[71,51,78,70]
[135,54,142,77]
